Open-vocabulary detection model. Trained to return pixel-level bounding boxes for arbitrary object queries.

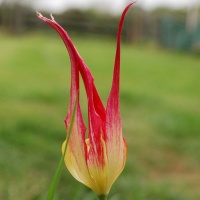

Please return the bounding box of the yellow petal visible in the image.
[106,132,127,191]
[62,131,99,193]
[86,134,109,195]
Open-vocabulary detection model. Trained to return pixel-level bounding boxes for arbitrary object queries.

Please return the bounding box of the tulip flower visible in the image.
[37,2,134,199]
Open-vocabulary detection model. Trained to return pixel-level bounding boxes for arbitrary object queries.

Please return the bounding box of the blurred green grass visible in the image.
[0,32,200,200]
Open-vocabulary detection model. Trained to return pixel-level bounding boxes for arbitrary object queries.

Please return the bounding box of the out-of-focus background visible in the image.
[0,0,200,199]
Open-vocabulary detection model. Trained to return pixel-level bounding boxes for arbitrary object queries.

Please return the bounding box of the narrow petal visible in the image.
[37,12,97,190]
[37,12,108,193]
[37,14,109,187]
[107,2,135,126]
[86,135,109,195]
[105,2,134,188]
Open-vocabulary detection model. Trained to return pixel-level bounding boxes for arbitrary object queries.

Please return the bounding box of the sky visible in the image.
[30,0,200,13]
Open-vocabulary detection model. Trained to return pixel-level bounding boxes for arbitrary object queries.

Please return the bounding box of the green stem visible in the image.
[98,195,107,200]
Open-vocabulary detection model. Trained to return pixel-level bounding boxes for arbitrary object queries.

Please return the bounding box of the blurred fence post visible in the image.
[0,1,26,34]
[124,7,146,43]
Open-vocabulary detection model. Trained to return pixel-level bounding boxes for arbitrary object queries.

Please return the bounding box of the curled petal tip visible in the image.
[50,13,55,21]
[36,11,43,18]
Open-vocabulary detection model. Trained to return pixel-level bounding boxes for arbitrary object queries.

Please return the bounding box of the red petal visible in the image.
[106,2,135,136]
[36,12,106,167]
[105,2,134,184]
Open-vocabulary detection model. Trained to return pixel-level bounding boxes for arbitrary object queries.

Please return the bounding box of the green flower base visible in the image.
[98,195,107,200]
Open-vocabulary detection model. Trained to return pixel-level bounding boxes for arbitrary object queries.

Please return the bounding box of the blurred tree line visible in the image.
[0,2,200,52]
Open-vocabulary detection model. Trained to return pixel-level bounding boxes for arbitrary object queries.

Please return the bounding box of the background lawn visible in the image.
[0,32,200,200]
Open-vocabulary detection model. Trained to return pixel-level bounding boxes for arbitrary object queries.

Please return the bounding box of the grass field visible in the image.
[0,31,200,200]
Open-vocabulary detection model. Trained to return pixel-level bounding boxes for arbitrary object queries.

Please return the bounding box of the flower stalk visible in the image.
[46,94,78,200]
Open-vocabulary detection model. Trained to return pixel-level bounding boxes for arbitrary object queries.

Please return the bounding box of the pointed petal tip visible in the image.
[50,13,55,21]
[36,11,43,18]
